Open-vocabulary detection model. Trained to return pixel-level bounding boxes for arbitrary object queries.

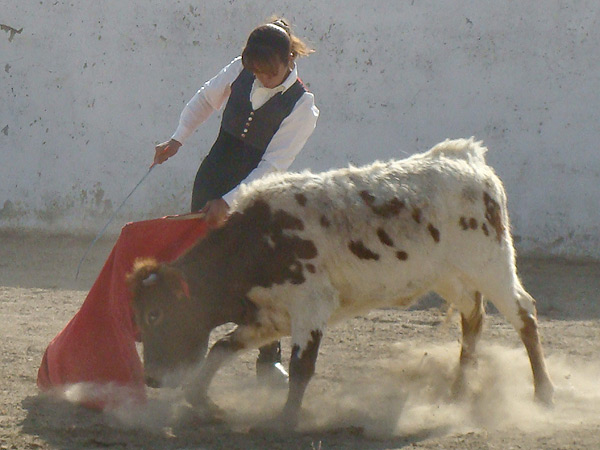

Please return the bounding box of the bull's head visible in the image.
[127,258,210,388]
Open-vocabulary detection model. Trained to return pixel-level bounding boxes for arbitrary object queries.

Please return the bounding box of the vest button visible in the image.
[248,116,253,121]
[241,133,246,138]
[250,111,254,116]
[243,128,248,133]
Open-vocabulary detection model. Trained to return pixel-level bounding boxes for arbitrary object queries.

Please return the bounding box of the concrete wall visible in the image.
[2,1,599,259]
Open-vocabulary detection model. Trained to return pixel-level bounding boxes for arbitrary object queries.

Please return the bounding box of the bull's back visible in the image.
[239,139,510,310]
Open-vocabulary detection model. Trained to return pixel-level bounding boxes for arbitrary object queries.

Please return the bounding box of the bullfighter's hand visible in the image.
[202,198,230,228]
[153,139,181,167]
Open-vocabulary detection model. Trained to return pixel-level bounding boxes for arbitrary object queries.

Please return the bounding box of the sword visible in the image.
[75,164,156,279]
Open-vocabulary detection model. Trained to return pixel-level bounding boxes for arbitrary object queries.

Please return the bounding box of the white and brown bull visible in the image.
[127,138,554,428]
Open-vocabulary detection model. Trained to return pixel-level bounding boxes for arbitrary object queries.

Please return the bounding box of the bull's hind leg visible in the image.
[482,280,554,404]
[436,282,485,397]
[515,288,554,404]
[454,291,486,397]
[458,291,485,368]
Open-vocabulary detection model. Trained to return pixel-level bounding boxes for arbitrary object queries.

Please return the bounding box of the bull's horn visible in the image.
[142,273,158,286]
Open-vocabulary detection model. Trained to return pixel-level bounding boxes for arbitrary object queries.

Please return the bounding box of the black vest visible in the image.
[221,69,306,150]
[194,69,306,202]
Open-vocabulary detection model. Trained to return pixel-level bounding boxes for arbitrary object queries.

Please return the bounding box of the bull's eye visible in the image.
[146,309,163,326]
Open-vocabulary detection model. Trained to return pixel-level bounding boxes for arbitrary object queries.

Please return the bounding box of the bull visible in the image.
[127,138,554,428]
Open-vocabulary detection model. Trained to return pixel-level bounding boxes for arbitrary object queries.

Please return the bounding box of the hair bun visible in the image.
[271,19,291,35]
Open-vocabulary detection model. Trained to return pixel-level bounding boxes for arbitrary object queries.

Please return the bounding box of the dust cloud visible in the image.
[75,342,600,439]
[302,343,600,438]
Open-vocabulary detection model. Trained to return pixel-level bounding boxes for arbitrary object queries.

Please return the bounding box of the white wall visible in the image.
[2,1,599,259]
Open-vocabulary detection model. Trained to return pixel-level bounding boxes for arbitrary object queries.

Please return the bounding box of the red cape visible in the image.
[37,214,209,409]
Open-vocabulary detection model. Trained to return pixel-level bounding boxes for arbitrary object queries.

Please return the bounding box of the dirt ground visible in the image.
[1,230,600,450]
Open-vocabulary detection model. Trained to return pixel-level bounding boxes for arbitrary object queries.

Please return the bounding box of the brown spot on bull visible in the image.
[320,215,330,228]
[360,190,405,218]
[427,223,440,243]
[377,227,394,247]
[377,197,405,217]
[360,190,376,205]
[306,263,316,273]
[396,251,408,261]
[272,209,304,231]
[482,223,489,236]
[294,193,307,206]
[462,186,479,203]
[459,217,479,231]
[412,208,422,224]
[349,240,380,260]
[191,200,318,289]
[291,329,322,362]
[483,192,504,243]
[291,239,318,260]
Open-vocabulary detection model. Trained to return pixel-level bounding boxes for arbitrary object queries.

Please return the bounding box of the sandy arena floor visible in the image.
[1,230,600,449]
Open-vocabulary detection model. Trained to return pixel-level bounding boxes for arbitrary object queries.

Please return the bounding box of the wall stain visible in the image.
[92,183,105,207]
[0,200,26,220]
[0,24,23,42]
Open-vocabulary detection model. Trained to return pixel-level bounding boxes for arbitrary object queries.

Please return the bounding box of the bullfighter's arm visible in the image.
[171,57,243,145]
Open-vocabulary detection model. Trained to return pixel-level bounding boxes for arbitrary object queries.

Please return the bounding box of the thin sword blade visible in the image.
[75,165,155,279]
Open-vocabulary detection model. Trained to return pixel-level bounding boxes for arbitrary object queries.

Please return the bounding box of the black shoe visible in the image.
[256,361,289,388]
[256,341,288,388]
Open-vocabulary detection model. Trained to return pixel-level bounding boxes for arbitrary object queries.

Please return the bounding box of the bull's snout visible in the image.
[144,374,162,388]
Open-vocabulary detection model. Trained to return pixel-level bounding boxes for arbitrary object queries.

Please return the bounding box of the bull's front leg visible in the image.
[184,332,244,414]
[280,329,323,428]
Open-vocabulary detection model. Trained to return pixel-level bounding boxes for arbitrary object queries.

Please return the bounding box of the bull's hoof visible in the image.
[256,362,289,389]
[178,400,226,426]
[194,406,226,425]
[250,405,301,433]
[450,376,468,401]
[450,362,478,401]
[183,394,226,424]
[534,382,555,407]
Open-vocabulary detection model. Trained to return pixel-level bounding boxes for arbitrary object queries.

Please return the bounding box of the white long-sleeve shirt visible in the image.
[171,57,319,206]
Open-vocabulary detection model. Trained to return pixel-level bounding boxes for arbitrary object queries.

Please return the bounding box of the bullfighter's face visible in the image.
[252,60,291,89]
[128,261,209,387]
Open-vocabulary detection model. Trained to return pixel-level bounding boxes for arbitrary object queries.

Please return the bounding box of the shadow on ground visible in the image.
[21,393,445,450]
